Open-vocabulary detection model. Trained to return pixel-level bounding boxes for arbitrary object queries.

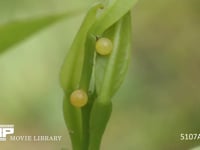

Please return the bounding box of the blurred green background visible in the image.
[0,0,200,149]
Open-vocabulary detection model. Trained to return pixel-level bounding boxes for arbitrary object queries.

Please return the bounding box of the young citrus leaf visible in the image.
[60,1,136,150]
[61,3,103,150]
[89,101,112,150]
[78,23,98,150]
[88,12,132,150]
[60,3,103,92]
[79,34,96,90]
[95,12,132,103]
[63,96,82,150]
[0,14,68,54]
[91,0,137,34]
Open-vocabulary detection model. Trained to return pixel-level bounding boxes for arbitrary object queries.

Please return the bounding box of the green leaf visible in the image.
[79,35,97,150]
[61,3,103,150]
[95,12,132,103]
[60,2,103,92]
[0,14,70,54]
[89,101,112,150]
[91,0,137,34]
[63,96,82,150]
[88,12,132,150]
[60,1,136,150]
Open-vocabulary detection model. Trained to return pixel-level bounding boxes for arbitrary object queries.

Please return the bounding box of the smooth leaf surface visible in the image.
[63,96,82,150]
[0,14,69,54]
[60,3,103,92]
[61,3,103,150]
[88,12,132,150]
[89,101,112,150]
[95,12,132,103]
[91,0,137,34]
[0,0,96,55]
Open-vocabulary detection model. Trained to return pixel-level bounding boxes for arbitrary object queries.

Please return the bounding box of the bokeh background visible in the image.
[0,0,200,149]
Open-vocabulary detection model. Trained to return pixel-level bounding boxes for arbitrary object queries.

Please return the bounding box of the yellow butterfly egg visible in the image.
[96,37,113,55]
[70,89,88,108]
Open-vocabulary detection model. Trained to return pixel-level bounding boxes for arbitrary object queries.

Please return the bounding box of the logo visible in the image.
[0,124,62,142]
[0,125,14,141]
